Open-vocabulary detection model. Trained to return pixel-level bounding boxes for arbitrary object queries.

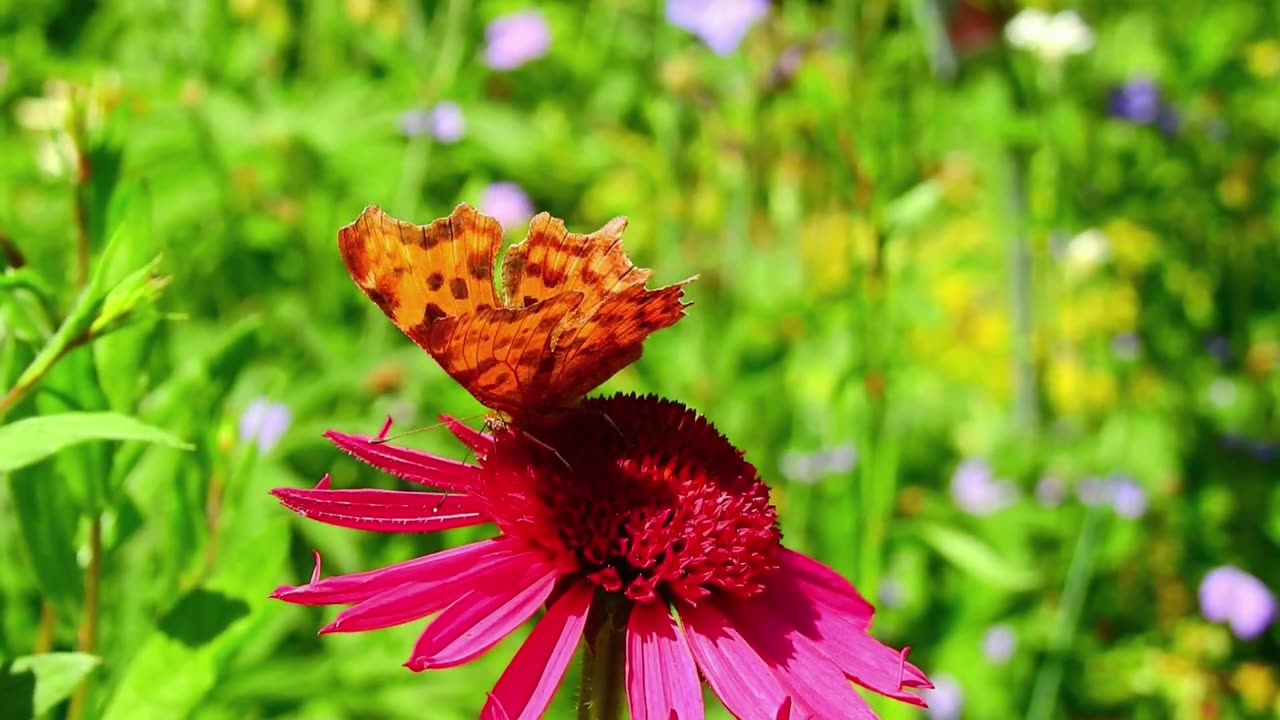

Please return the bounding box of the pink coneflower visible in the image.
[272,394,930,718]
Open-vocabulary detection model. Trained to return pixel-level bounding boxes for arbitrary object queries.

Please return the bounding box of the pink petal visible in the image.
[324,430,480,492]
[322,546,548,633]
[407,561,559,670]
[272,536,511,604]
[679,599,789,720]
[484,580,595,720]
[758,567,926,707]
[719,594,878,719]
[626,601,703,720]
[442,414,494,457]
[271,486,488,532]
[482,693,512,720]
[775,549,874,630]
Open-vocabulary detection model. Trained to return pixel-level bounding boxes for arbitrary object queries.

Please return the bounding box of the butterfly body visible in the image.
[338,203,692,427]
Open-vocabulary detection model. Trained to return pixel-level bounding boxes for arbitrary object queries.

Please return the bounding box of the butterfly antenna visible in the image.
[433,445,479,512]
[371,414,486,445]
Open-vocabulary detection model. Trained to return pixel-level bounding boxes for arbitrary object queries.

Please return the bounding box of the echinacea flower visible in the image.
[483,10,551,70]
[666,0,769,55]
[1199,566,1276,640]
[239,398,291,453]
[271,394,930,718]
[480,181,535,231]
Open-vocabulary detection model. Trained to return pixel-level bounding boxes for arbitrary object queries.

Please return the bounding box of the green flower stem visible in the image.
[1026,508,1103,720]
[577,603,626,720]
[66,513,102,720]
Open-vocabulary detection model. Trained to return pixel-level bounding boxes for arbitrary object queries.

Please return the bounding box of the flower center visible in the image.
[476,394,781,603]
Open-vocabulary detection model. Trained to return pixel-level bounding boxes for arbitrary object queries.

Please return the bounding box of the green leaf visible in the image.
[915,521,1040,592]
[0,412,192,473]
[0,653,101,718]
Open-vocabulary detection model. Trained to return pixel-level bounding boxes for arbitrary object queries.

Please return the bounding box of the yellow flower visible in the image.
[1232,663,1277,713]
[1245,40,1280,79]
[1244,341,1278,377]
[1103,218,1158,273]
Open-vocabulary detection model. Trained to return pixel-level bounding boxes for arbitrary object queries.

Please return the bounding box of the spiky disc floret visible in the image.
[476,394,782,604]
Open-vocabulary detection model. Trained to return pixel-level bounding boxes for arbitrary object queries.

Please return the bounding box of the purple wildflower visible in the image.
[399,101,466,142]
[239,398,291,453]
[981,624,1016,664]
[1108,78,1162,124]
[780,443,857,484]
[1076,476,1106,506]
[1206,336,1232,364]
[1035,475,1066,508]
[1111,332,1140,361]
[779,450,822,484]
[877,577,904,610]
[479,182,534,231]
[1199,566,1276,640]
[1106,474,1148,519]
[483,10,551,70]
[399,109,431,137]
[950,458,1016,515]
[924,673,964,720]
[666,0,769,55]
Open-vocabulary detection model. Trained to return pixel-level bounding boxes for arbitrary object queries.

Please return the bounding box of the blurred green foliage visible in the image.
[1,0,1279,718]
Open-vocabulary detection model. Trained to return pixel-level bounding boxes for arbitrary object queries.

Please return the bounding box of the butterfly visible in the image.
[337,203,693,427]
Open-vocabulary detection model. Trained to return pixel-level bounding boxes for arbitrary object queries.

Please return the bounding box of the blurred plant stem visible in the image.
[1006,147,1039,429]
[0,330,91,419]
[577,602,625,720]
[73,146,92,289]
[1027,508,1102,720]
[33,601,55,653]
[66,514,102,720]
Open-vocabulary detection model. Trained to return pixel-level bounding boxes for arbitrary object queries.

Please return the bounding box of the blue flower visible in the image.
[1107,78,1162,124]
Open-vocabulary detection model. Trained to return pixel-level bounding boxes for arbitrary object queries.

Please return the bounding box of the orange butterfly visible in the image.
[337,203,693,426]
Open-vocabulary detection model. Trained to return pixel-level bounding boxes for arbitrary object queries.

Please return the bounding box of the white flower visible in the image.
[1005,8,1094,63]
[1063,228,1110,277]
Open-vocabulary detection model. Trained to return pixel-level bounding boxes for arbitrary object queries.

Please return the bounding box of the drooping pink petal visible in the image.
[757,562,927,707]
[679,599,789,720]
[484,580,595,720]
[272,537,511,604]
[407,560,559,670]
[325,430,480,492]
[719,593,878,719]
[442,414,494,457]
[626,600,703,720]
[271,486,488,532]
[903,658,933,688]
[322,546,547,634]
[775,549,874,630]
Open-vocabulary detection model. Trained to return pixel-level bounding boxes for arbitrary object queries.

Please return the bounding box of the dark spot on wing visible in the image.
[427,272,445,291]
[424,303,448,323]
[449,278,470,300]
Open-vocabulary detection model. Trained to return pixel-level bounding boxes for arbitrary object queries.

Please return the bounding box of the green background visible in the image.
[1,0,1279,718]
